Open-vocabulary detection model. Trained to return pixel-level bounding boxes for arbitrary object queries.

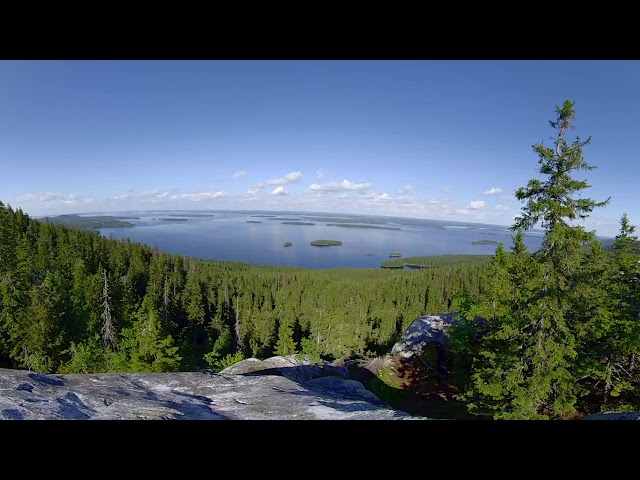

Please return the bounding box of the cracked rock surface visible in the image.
[0,355,422,420]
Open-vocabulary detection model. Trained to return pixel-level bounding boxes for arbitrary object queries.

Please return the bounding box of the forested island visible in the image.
[307,217,386,224]
[284,242,293,247]
[310,240,342,246]
[161,218,188,222]
[40,214,135,230]
[246,220,262,224]
[471,240,499,245]
[326,223,401,230]
[281,222,315,226]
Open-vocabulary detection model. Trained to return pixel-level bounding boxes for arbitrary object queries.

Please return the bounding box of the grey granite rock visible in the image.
[390,313,458,357]
[221,355,350,383]
[581,411,640,420]
[0,357,422,420]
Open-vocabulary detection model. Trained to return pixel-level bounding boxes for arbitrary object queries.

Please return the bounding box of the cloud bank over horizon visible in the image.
[2,60,636,238]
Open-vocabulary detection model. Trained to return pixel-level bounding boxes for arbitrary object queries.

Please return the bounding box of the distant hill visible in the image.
[601,237,640,253]
[41,214,135,230]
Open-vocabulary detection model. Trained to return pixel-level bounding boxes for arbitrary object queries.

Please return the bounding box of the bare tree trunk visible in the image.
[162,275,170,326]
[234,301,242,352]
[101,269,118,349]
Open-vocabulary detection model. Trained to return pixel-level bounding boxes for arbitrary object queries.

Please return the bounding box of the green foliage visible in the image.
[456,100,615,419]
[274,322,298,356]
[120,295,182,372]
[367,367,404,404]
[298,337,323,364]
[309,240,342,246]
[60,335,106,374]
[41,214,134,230]
[381,254,491,268]
[203,351,244,372]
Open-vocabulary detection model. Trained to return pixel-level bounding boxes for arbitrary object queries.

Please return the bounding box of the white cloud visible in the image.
[18,192,65,202]
[43,193,64,202]
[234,170,248,179]
[369,192,392,201]
[398,185,414,194]
[169,191,226,201]
[455,208,474,216]
[138,189,164,198]
[315,169,325,179]
[467,200,486,210]
[16,193,37,202]
[442,186,451,193]
[429,197,441,205]
[307,179,372,193]
[483,187,503,195]
[266,171,302,185]
[454,208,485,219]
[63,194,78,205]
[271,186,288,196]
[495,204,510,211]
[113,194,129,200]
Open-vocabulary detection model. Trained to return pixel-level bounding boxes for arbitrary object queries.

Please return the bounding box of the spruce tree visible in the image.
[595,213,640,406]
[466,100,610,419]
[274,321,297,357]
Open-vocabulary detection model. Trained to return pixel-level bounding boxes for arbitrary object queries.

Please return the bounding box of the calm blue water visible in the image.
[98,211,545,269]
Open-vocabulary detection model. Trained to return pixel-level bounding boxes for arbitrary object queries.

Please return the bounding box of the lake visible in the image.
[97,210,545,269]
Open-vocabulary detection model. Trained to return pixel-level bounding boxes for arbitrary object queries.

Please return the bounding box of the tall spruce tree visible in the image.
[466,100,610,419]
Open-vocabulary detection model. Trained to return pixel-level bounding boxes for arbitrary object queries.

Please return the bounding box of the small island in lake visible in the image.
[161,218,188,222]
[246,220,262,223]
[472,239,499,245]
[310,240,342,247]
[326,223,401,230]
[284,242,293,247]
[282,221,315,226]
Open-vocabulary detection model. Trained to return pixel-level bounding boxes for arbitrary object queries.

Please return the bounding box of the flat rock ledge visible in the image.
[0,355,422,420]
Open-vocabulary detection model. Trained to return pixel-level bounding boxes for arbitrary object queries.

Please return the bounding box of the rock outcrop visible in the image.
[581,411,640,420]
[390,313,458,357]
[0,355,422,420]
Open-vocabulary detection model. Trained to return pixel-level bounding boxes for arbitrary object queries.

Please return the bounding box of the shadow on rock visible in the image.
[28,372,65,387]
[57,392,94,419]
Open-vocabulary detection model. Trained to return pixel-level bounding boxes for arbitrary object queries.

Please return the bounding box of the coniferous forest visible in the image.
[0,199,487,374]
[1,100,639,418]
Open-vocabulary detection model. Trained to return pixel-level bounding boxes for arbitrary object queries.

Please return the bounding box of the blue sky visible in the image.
[1,60,638,237]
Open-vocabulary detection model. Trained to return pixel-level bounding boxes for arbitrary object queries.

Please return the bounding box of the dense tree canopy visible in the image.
[0,199,487,375]
[454,100,639,418]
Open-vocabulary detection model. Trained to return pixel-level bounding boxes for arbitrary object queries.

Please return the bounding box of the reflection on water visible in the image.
[99,212,545,269]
